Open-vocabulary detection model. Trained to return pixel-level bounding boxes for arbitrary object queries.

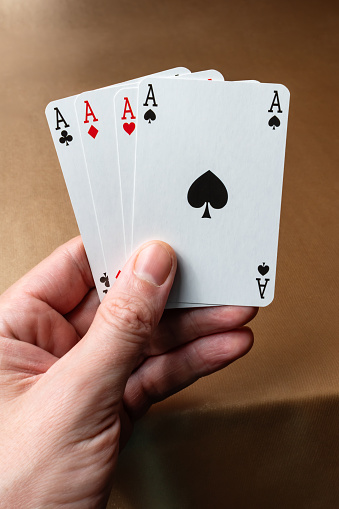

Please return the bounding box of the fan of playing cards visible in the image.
[46,67,290,308]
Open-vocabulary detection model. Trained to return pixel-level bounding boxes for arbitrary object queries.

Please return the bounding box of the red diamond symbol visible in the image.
[88,125,98,139]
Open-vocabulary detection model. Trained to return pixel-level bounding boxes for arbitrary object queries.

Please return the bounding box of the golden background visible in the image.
[0,1,338,507]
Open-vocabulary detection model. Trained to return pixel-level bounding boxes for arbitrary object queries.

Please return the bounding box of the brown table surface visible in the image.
[1,1,338,507]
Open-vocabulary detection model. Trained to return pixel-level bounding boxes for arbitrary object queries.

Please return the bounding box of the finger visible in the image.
[0,294,81,358]
[56,241,177,404]
[64,288,100,338]
[65,299,257,360]
[150,305,258,356]
[0,337,57,382]
[0,236,94,315]
[123,327,254,421]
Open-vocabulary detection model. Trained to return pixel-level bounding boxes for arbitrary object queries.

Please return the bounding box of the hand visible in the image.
[0,237,257,508]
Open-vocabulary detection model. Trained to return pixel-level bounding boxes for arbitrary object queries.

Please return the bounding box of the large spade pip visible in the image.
[187,170,228,218]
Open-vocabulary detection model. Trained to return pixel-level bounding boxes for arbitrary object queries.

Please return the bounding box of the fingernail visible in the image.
[134,243,173,286]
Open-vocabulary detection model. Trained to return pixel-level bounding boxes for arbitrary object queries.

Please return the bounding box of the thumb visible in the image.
[64,241,176,401]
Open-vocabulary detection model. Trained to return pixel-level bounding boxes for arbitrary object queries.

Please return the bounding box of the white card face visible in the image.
[132,76,259,308]
[133,79,290,306]
[114,87,139,257]
[45,96,110,300]
[114,70,225,258]
[75,68,190,285]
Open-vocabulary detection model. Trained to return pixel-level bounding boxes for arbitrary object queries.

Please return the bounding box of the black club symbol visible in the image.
[59,130,73,146]
[100,272,110,294]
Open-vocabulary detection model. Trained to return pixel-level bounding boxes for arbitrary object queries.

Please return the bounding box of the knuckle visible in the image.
[99,293,155,340]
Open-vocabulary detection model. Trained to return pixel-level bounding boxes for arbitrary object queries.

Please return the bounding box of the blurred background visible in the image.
[0,1,338,507]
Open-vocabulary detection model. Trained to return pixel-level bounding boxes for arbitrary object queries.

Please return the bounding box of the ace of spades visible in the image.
[134,78,290,306]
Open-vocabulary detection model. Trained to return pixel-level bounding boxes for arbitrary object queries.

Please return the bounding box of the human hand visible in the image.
[0,237,257,508]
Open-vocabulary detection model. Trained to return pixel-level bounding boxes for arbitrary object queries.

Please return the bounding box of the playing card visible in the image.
[114,73,258,308]
[114,70,227,309]
[128,75,258,309]
[74,67,190,287]
[45,96,110,299]
[113,87,138,258]
[132,79,290,307]
[115,70,225,258]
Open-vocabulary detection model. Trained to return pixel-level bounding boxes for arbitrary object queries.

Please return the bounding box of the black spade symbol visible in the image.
[144,109,156,123]
[268,115,280,130]
[258,263,269,276]
[187,170,228,218]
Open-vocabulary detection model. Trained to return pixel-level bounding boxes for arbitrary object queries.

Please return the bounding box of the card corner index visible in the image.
[258,289,275,307]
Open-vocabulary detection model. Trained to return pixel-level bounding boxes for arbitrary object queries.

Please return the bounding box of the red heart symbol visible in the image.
[123,122,135,135]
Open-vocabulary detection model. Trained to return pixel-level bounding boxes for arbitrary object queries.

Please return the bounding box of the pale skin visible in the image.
[0,237,257,508]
